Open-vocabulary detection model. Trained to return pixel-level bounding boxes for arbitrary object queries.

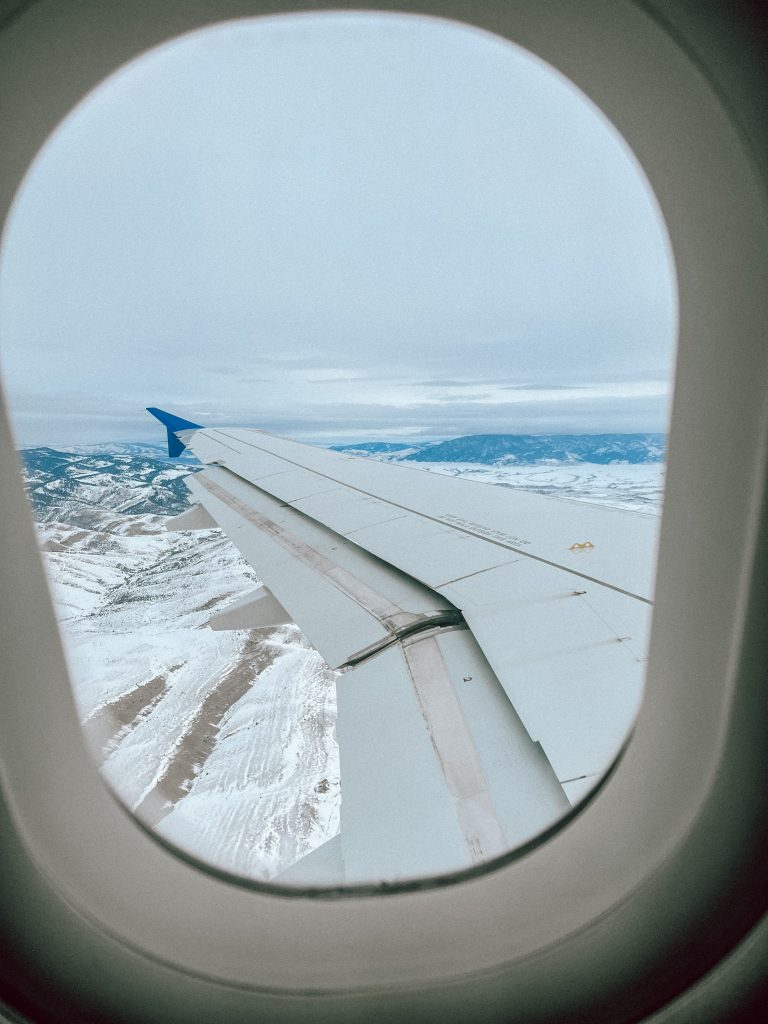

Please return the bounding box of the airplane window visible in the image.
[0,12,676,889]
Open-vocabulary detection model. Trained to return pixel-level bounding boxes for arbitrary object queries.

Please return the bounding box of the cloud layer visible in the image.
[0,12,677,446]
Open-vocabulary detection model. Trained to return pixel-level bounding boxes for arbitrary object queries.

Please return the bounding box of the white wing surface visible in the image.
[150,412,658,882]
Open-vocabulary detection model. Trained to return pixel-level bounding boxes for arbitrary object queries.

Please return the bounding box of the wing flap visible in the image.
[441,558,649,781]
[207,585,292,630]
[336,627,568,882]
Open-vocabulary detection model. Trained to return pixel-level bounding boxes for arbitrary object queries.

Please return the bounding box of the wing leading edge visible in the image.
[149,409,655,882]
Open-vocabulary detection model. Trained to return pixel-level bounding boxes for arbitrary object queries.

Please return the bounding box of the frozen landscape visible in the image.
[24,446,340,881]
[21,436,664,882]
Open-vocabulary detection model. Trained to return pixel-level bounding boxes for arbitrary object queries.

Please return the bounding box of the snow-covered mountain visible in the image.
[22,446,197,525]
[411,433,666,464]
[329,441,418,456]
[331,433,666,465]
[20,446,340,881]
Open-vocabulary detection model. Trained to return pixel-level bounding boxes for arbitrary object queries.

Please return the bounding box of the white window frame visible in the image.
[0,1,766,1020]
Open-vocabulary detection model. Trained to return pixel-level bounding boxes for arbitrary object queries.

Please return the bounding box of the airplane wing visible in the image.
[148,408,657,883]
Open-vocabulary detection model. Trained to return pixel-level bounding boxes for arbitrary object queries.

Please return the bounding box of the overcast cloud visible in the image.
[0,12,677,446]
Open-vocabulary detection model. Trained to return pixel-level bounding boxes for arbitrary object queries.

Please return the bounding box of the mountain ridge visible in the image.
[331,432,666,465]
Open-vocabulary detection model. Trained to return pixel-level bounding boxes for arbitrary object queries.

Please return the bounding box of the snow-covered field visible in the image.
[413,461,664,513]
[30,448,663,883]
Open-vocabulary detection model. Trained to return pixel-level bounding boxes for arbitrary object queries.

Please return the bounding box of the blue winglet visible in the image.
[146,407,203,458]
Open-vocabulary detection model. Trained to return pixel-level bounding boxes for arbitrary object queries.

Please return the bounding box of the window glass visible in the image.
[0,12,676,887]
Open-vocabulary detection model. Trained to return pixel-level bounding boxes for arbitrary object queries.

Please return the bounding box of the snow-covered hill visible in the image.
[22,446,197,525]
[21,446,340,881]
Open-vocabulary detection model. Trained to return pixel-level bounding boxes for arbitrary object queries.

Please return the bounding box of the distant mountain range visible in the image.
[328,441,420,456]
[331,433,666,465]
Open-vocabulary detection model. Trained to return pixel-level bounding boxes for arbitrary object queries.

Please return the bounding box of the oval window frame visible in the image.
[0,2,766,1021]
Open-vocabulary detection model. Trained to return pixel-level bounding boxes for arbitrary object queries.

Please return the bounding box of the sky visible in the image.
[0,12,677,447]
